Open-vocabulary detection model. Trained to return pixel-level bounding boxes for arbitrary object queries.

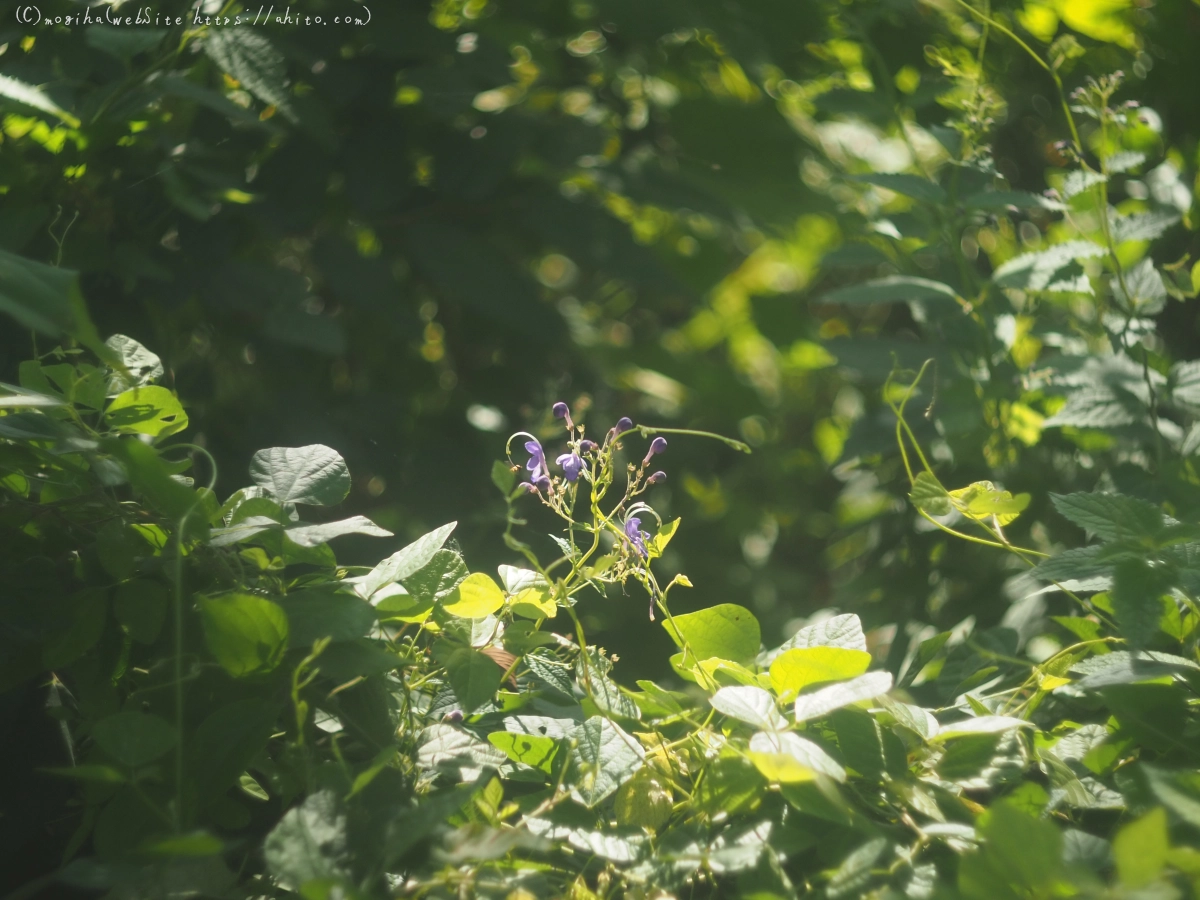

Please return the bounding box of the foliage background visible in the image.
[4,0,1200,896]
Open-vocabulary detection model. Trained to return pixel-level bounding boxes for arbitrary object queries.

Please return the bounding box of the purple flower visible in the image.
[647,470,667,485]
[534,475,552,493]
[615,417,633,434]
[556,452,584,482]
[525,439,549,485]
[552,401,570,419]
[579,439,598,454]
[624,516,647,558]
[643,436,667,465]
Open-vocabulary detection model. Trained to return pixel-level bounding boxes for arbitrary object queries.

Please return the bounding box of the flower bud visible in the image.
[647,470,667,485]
[579,439,598,453]
[643,436,667,465]
[552,401,569,419]
[614,417,633,434]
[534,475,552,493]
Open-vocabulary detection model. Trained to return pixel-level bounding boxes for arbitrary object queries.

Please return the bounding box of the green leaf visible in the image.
[648,517,680,558]
[568,716,644,807]
[198,592,289,677]
[1060,170,1107,199]
[662,603,760,664]
[188,700,278,811]
[992,240,1106,292]
[487,732,557,773]
[43,588,108,668]
[748,730,845,782]
[1113,807,1169,888]
[959,803,1063,899]
[203,30,296,121]
[491,459,516,494]
[1033,546,1110,583]
[614,767,673,830]
[442,572,506,618]
[1050,491,1165,541]
[0,250,112,363]
[435,642,502,714]
[820,275,957,307]
[1113,257,1168,315]
[1112,211,1179,245]
[828,838,889,899]
[102,437,207,532]
[263,791,351,890]
[948,481,1030,525]
[909,471,952,516]
[92,712,177,768]
[113,579,168,644]
[1112,558,1173,648]
[830,709,886,779]
[932,716,1034,741]
[284,516,393,548]
[249,444,350,507]
[105,386,188,440]
[281,588,377,647]
[1071,650,1199,690]
[709,685,787,731]
[770,647,871,700]
[39,764,127,784]
[793,671,892,722]
[417,724,507,774]
[0,74,79,126]
[851,173,947,204]
[358,522,457,599]
[765,614,867,666]
[104,334,163,396]
[964,190,1065,211]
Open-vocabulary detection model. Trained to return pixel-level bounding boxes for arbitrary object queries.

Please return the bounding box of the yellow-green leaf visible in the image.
[648,518,680,559]
[948,481,1030,526]
[1114,807,1169,888]
[442,572,505,618]
[747,752,816,784]
[105,385,188,439]
[488,732,557,773]
[511,586,556,619]
[769,647,871,700]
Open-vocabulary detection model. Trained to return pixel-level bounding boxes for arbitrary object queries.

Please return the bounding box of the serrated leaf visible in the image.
[1112,558,1173,648]
[1105,151,1146,174]
[1060,170,1107,199]
[769,647,871,700]
[821,275,957,307]
[1113,257,1167,315]
[964,190,1066,211]
[568,717,644,807]
[1050,492,1165,541]
[710,686,787,731]
[249,445,350,507]
[793,671,892,722]
[203,30,295,121]
[0,74,79,126]
[1043,387,1144,428]
[992,240,1106,292]
[442,572,506,618]
[1111,211,1179,245]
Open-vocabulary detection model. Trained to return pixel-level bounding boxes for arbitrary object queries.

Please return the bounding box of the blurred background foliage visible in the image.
[2,0,1199,688]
